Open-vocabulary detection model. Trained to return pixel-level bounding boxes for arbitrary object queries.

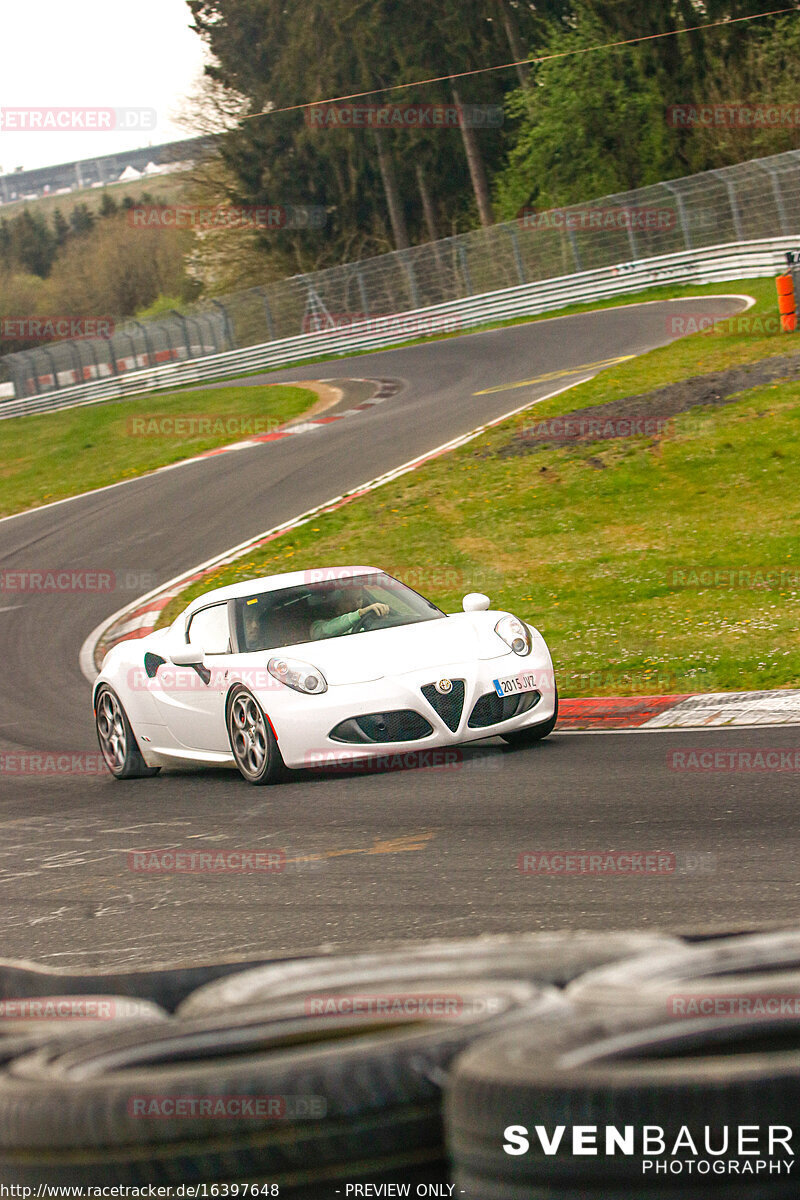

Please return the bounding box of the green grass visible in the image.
[156,283,800,697]
[0,383,317,517]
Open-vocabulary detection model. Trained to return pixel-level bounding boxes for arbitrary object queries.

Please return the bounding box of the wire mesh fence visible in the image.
[3,148,800,401]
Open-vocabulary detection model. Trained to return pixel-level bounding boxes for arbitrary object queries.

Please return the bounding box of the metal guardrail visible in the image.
[0,236,794,421]
[4,147,800,407]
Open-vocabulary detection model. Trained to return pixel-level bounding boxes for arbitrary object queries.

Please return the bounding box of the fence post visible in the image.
[356,267,370,317]
[130,319,158,369]
[505,226,527,285]
[662,182,692,249]
[713,170,744,242]
[170,310,193,358]
[401,250,421,309]
[210,299,236,351]
[258,289,277,341]
[758,162,790,235]
[458,244,473,296]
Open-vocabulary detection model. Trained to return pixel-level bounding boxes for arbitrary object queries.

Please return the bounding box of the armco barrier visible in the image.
[0,236,795,421]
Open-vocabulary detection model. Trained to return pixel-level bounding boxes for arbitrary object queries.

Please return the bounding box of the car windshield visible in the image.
[233,572,445,652]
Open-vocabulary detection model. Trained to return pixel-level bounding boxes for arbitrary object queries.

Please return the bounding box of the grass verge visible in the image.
[0,383,317,517]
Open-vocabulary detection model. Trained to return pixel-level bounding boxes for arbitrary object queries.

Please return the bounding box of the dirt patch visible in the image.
[497,350,800,457]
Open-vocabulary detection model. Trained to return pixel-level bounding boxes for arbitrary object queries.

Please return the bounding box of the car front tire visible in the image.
[501,686,558,747]
[95,685,161,780]
[226,686,286,785]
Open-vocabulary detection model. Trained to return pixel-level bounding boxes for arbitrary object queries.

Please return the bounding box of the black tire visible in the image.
[446,1005,800,1197]
[227,685,286,784]
[0,978,565,1186]
[501,685,558,746]
[0,953,302,1014]
[177,931,680,1017]
[566,928,800,1015]
[0,996,167,1042]
[94,685,160,779]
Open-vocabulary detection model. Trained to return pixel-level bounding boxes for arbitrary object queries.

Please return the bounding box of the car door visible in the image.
[149,602,233,753]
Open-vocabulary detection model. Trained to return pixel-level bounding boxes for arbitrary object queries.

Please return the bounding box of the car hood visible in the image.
[282,612,510,685]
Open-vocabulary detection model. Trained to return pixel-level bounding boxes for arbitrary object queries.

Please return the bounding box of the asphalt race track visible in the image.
[4,294,797,969]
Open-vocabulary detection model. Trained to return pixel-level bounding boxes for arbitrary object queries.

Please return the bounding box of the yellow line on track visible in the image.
[474,354,635,395]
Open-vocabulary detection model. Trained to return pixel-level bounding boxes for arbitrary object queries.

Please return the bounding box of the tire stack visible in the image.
[446,931,800,1198]
[0,930,798,1196]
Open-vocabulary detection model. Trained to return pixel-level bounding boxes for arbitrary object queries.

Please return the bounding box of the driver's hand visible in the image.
[359,602,390,619]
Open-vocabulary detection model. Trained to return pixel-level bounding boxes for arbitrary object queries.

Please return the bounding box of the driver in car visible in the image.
[310,587,390,640]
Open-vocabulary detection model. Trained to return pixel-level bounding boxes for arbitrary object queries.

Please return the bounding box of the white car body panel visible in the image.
[94,566,557,774]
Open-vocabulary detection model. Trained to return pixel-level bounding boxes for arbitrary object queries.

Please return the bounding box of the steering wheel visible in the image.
[350,611,372,634]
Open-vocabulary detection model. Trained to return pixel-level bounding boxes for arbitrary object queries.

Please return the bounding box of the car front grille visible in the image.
[330,710,434,745]
[420,681,466,731]
[468,689,541,729]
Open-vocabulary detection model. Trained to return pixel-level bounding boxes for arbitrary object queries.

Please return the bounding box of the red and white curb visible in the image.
[140,377,401,465]
[0,378,400,531]
[558,690,800,731]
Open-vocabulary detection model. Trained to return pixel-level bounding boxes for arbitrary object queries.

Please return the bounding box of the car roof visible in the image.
[182,566,383,616]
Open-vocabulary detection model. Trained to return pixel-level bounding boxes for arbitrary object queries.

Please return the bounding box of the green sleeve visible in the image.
[310,610,361,639]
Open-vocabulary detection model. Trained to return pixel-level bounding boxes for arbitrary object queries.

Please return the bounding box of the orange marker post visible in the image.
[776,274,796,332]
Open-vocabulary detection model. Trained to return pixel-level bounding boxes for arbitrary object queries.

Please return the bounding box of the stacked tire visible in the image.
[1,930,799,1195]
[445,931,800,1198]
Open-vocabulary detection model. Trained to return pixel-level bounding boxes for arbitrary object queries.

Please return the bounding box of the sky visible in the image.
[0,0,209,174]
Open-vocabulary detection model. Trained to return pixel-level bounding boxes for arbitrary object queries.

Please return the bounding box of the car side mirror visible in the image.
[462,593,491,612]
[170,643,204,666]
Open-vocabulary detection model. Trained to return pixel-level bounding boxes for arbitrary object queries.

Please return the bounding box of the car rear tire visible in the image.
[501,685,558,746]
[94,686,160,780]
[227,686,286,784]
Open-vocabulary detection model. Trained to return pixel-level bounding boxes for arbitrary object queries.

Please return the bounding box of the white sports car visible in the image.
[93,566,558,784]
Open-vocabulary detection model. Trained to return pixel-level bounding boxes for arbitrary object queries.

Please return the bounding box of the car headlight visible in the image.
[268,657,328,694]
[495,615,532,656]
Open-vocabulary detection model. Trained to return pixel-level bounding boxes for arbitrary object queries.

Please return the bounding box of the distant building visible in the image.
[0,136,215,205]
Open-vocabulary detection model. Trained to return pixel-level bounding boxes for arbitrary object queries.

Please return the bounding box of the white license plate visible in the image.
[493,672,538,699]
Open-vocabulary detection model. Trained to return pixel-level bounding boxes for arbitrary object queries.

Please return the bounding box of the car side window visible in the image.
[187,604,231,655]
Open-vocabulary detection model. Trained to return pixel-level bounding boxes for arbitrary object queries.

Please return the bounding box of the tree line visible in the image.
[2,0,800,358]
[185,0,800,274]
